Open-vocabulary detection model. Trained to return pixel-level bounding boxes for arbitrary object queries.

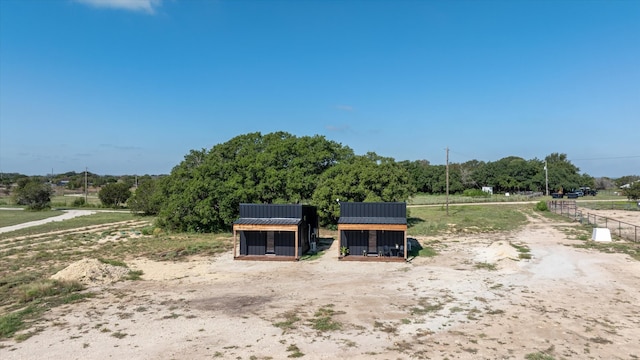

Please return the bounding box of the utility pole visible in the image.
[544,160,549,196]
[446,146,449,216]
[85,167,88,204]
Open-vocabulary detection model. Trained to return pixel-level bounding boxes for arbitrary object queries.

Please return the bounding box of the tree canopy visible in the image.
[312,153,414,226]
[13,178,52,210]
[128,178,162,215]
[400,152,591,194]
[156,132,353,232]
[98,183,132,208]
[622,181,640,201]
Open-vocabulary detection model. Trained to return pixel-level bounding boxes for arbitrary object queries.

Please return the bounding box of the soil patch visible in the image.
[3,209,640,359]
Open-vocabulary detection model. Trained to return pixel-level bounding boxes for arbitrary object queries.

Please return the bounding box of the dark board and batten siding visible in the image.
[339,202,406,222]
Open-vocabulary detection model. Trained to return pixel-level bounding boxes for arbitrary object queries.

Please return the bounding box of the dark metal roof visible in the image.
[338,216,407,225]
[339,202,407,219]
[234,218,301,226]
[239,203,316,219]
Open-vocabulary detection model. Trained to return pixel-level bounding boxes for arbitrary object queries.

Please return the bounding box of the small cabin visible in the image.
[233,204,318,261]
[338,202,407,261]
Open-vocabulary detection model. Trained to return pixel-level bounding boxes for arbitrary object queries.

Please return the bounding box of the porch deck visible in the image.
[234,255,298,261]
[339,255,406,262]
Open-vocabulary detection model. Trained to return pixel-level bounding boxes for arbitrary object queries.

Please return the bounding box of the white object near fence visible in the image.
[592,228,612,242]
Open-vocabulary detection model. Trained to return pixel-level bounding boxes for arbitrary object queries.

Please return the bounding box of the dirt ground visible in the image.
[2,209,640,360]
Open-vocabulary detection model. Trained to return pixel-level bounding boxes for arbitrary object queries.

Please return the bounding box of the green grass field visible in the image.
[50,195,102,207]
[0,210,64,228]
[407,204,529,236]
[408,193,538,205]
[0,212,138,240]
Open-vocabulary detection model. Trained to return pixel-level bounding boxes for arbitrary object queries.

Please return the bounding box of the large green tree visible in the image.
[622,181,640,201]
[98,183,132,208]
[128,178,162,215]
[545,153,583,193]
[156,132,352,232]
[312,153,414,226]
[13,178,52,210]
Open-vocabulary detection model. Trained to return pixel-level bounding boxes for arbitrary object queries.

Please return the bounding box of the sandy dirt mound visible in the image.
[474,240,519,263]
[51,258,130,286]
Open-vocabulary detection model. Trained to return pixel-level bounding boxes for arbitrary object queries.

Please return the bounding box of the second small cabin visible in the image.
[338,202,407,261]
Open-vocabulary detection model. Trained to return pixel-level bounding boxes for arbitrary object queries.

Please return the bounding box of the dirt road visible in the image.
[2,211,640,359]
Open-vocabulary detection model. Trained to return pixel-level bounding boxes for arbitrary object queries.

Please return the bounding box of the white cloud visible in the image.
[75,0,162,14]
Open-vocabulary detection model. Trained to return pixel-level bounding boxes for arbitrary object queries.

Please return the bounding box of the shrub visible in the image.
[535,201,548,212]
[72,197,86,207]
[141,226,154,235]
[463,189,490,197]
[13,179,52,210]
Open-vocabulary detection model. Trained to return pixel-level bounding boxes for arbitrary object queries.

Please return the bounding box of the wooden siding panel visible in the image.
[246,231,266,255]
[274,232,295,256]
[342,230,369,256]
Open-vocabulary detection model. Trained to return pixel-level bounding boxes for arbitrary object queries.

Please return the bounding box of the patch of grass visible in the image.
[14,331,37,342]
[416,246,438,257]
[465,307,482,320]
[0,311,25,338]
[573,240,640,261]
[162,313,181,319]
[407,204,529,236]
[474,262,497,271]
[286,344,304,358]
[154,238,231,261]
[373,320,397,334]
[111,331,127,339]
[300,250,325,261]
[0,212,139,240]
[510,243,533,260]
[525,352,555,360]
[309,304,343,332]
[0,210,64,228]
[125,270,144,281]
[411,298,443,315]
[588,336,613,344]
[61,292,95,304]
[98,258,127,267]
[273,311,301,332]
[18,280,84,303]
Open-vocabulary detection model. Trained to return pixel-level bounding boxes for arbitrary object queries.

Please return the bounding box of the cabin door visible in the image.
[266,231,275,254]
[368,230,377,254]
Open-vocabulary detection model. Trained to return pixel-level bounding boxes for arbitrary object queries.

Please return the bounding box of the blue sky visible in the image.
[1,0,638,177]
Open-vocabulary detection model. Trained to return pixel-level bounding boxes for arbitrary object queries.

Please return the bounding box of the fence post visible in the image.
[619,221,621,237]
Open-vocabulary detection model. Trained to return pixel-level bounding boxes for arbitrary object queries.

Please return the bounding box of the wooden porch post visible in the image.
[294,228,299,260]
[233,227,237,258]
[403,229,407,259]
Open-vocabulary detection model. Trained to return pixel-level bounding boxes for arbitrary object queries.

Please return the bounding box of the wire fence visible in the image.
[547,200,639,243]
